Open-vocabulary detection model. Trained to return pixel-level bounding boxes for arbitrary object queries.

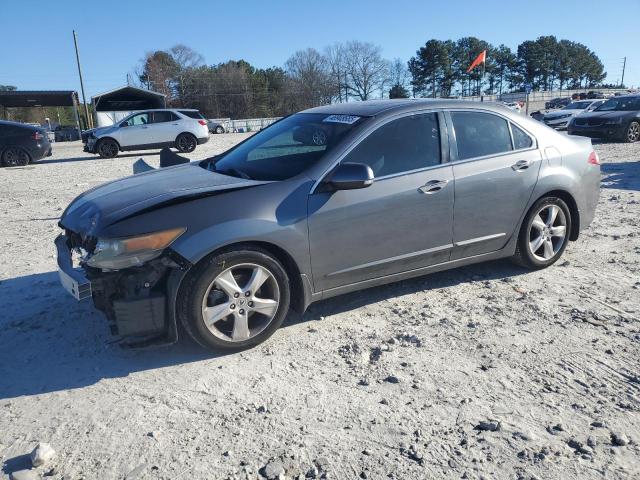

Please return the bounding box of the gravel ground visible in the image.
[0,136,639,480]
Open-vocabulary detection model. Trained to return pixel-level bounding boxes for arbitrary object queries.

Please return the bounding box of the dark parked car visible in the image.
[56,100,600,350]
[586,91,606,99]
[54,125,81,142]
[0,120,52,167]
[545,97,572,110]
[568,95,640,142]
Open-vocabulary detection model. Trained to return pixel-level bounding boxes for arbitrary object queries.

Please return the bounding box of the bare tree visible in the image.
[343,41,390,100]
[285,48,334,109]
[324,43,348,103]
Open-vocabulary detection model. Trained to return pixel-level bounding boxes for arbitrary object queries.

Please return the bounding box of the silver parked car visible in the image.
[56,100,600,350]
[543,99,605,129]
[84,109,210,158]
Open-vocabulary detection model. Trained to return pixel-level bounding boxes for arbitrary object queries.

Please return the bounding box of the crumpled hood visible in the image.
[86,125,118,138]
[60,162,266,236]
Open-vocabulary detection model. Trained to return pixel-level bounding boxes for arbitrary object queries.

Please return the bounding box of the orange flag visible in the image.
[467,50,487,73]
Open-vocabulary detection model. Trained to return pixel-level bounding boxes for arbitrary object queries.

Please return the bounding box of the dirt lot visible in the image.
[0,136,639,480]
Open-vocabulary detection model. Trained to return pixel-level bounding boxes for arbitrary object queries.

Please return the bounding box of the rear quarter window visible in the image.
[179,110,205,119]
[511,123,533,150]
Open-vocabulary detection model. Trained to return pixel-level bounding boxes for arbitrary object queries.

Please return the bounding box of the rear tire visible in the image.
[97,138,119,158]
[1,147,31,167]
[624,121,639,143]
[176,133,197,153]
[215,126,224,134]
[178,247,291,351]
[512,196,572,269]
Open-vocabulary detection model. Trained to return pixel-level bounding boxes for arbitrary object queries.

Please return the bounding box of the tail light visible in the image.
[198,120,207,126]
[32,131,43,141]
[588,151,600,165]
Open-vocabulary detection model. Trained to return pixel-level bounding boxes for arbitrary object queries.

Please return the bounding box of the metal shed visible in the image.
[0,90,83,135]
[92,86,166,127]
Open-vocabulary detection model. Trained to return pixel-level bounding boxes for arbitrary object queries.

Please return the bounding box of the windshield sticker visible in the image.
[323,114,360,125]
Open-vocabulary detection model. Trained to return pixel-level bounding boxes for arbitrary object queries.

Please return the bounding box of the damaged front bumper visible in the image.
[55,233,191,345]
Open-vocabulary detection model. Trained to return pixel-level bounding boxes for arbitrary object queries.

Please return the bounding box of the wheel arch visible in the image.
[96,136,121,150]
[530,189,580,241]
[174,239,309,318]
[175,131,197,142]
[1,145,32,165]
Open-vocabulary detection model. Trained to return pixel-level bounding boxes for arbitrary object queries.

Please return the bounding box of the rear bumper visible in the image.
[29,142,52,161]
[197,136,209,145]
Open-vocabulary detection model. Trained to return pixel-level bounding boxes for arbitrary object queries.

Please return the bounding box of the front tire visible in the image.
[2,147,31,167]
[97,138,119,158]
[624,121,639,143]
[176,133,197,153]
[512,196,572,269]
[178,247,291,350]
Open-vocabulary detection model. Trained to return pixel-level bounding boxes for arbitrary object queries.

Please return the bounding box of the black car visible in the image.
[0,120,52,167]
[545,97,572,110]
[54,125,81,142]
[568,95,640,143]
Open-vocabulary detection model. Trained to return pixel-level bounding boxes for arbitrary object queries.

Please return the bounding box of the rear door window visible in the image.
[152,111,178,123]
[343,113,441,177]
[451,112,513,160]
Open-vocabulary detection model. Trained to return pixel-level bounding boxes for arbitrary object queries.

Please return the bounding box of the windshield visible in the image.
[595,97,640,112]
[204,113,366,181]
[564,101,591,110]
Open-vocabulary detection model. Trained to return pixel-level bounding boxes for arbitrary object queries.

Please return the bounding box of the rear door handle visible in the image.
[419,179,449,194]
[511,160,530,171]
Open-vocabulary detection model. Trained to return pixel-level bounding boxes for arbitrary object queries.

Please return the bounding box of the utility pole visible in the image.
[621,57,627,87]
[73,30,92,129]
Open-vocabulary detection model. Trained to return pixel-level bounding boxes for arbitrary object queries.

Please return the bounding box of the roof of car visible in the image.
[0,120,40,130]
[302,99,513,117]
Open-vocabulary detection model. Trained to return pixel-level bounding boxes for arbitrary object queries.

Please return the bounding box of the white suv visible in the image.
[85,109,210,158]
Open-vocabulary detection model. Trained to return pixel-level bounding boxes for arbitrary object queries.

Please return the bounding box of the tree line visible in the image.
[0,35,611,123]
[409,36,606,98]
[137,35,608,119]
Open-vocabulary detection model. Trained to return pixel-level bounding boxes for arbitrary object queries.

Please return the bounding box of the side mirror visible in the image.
[324,162,374,191]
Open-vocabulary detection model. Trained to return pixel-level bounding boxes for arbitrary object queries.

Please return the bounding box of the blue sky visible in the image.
[1,0,638,98]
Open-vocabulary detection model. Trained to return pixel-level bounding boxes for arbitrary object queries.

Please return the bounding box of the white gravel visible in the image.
[0,136,639,480]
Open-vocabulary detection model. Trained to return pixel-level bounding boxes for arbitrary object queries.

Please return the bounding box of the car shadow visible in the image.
[601,161,640,191]
[0,259,527,400]
[296,259,527,322]
[37,151,161,165]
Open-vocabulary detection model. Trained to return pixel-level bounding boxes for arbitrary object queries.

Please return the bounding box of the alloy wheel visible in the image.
[3,147,29,167]
[628,123,639,143]
[178,135,196,152]
[99,141,117,157]
[201,263,280,342]
[528,204,567,261]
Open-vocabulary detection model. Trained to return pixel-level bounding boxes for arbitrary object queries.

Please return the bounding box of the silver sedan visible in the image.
[57,100,601,350]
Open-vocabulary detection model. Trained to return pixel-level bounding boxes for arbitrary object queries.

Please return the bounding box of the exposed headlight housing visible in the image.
[86,227,185,270]
[604,118,623,125]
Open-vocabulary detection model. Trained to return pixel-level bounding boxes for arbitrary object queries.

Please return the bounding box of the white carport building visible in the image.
[92,86,166,127]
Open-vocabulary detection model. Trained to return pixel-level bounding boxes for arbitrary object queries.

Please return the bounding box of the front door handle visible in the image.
[419,179,449,194]
[511,160,530,171]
